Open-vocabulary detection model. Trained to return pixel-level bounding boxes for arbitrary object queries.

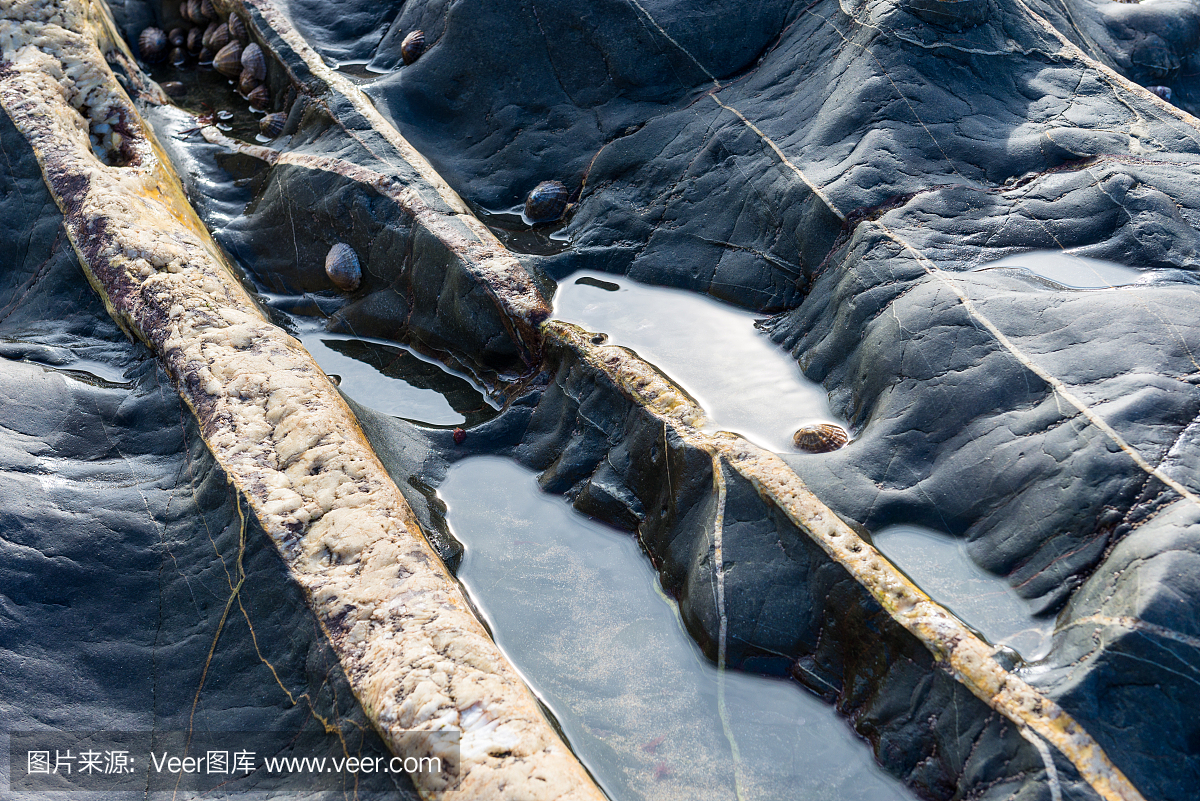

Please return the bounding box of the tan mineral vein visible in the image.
[0,1,605,799]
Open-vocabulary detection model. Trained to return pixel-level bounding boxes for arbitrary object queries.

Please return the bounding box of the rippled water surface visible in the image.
[441,456,909,801]
[554,272,837,452]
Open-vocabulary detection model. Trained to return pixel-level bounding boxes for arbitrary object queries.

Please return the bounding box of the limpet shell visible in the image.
[400,30,426,65]
[325,243,362,292]
[524,180,569,224]
[168,27,186,48]
[241,43,266,81]
[138,27,168,63]
[213,41,243,78]
[237,68,260,96]
[792,423,849,453]
[186,26,203,54]
[247,84,270,109]
[259,111,287,138]
[206,21,229,51]
[228,14,249,45]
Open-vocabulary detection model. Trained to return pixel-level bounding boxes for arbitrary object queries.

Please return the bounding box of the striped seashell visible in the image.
[206,21,229,52]
[169,46,187,67]
[178,0,192,23]
[213,41,243,78]
[187,26,203,54]
[792,423,849,453]
[138,27,168,62]
[187,0,203,25]
[247,84,270,109]
[198,46,214,65]
[324,243,362,292]
[228,14,249,45]
[199,0,215,21]
[237,68,260,95]
[400,30,426,65]
[241,42,266,81]
[524,180,569,224]
[259,111,287,138]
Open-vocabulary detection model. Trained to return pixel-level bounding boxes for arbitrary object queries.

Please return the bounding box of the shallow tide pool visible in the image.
[974,250,1144,289]
[553,272,838,452]
[441,456,909,801]
[872,525,1055,661]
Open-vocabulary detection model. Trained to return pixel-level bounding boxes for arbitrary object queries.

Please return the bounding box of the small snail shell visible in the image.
[138,27,168,62]
[213,41,243,78]
[169,46,187,67]
[168,27,186,48]
[524,180,570,224]
[1148,85,1173,102]
[241,43,266,81]
[325,243,361,292]
[237,68,260,95]
[792,423,849,453]
[400,30,426,65]
[259,111,287,137]
[247,84,270,109]
[228,14,249,45]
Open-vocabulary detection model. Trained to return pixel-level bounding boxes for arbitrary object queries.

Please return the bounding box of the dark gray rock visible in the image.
[0,103,416,801]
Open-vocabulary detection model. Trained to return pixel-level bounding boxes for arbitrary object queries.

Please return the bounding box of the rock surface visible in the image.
[6,0,1200,799]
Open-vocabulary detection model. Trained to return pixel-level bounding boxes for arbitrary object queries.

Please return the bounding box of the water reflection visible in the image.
[872,525,1054,661]
[475,205,571,256]
[554,272,837,452]
[441,456,909,801]
[293,326,497,427]
[975,251,1143,289]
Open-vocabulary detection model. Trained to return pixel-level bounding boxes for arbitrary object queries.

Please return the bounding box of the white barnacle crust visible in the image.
[0,2,604,799]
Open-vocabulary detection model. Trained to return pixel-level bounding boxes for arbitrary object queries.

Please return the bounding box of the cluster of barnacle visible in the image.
[85,110,128,165]
[138,1,289,137]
